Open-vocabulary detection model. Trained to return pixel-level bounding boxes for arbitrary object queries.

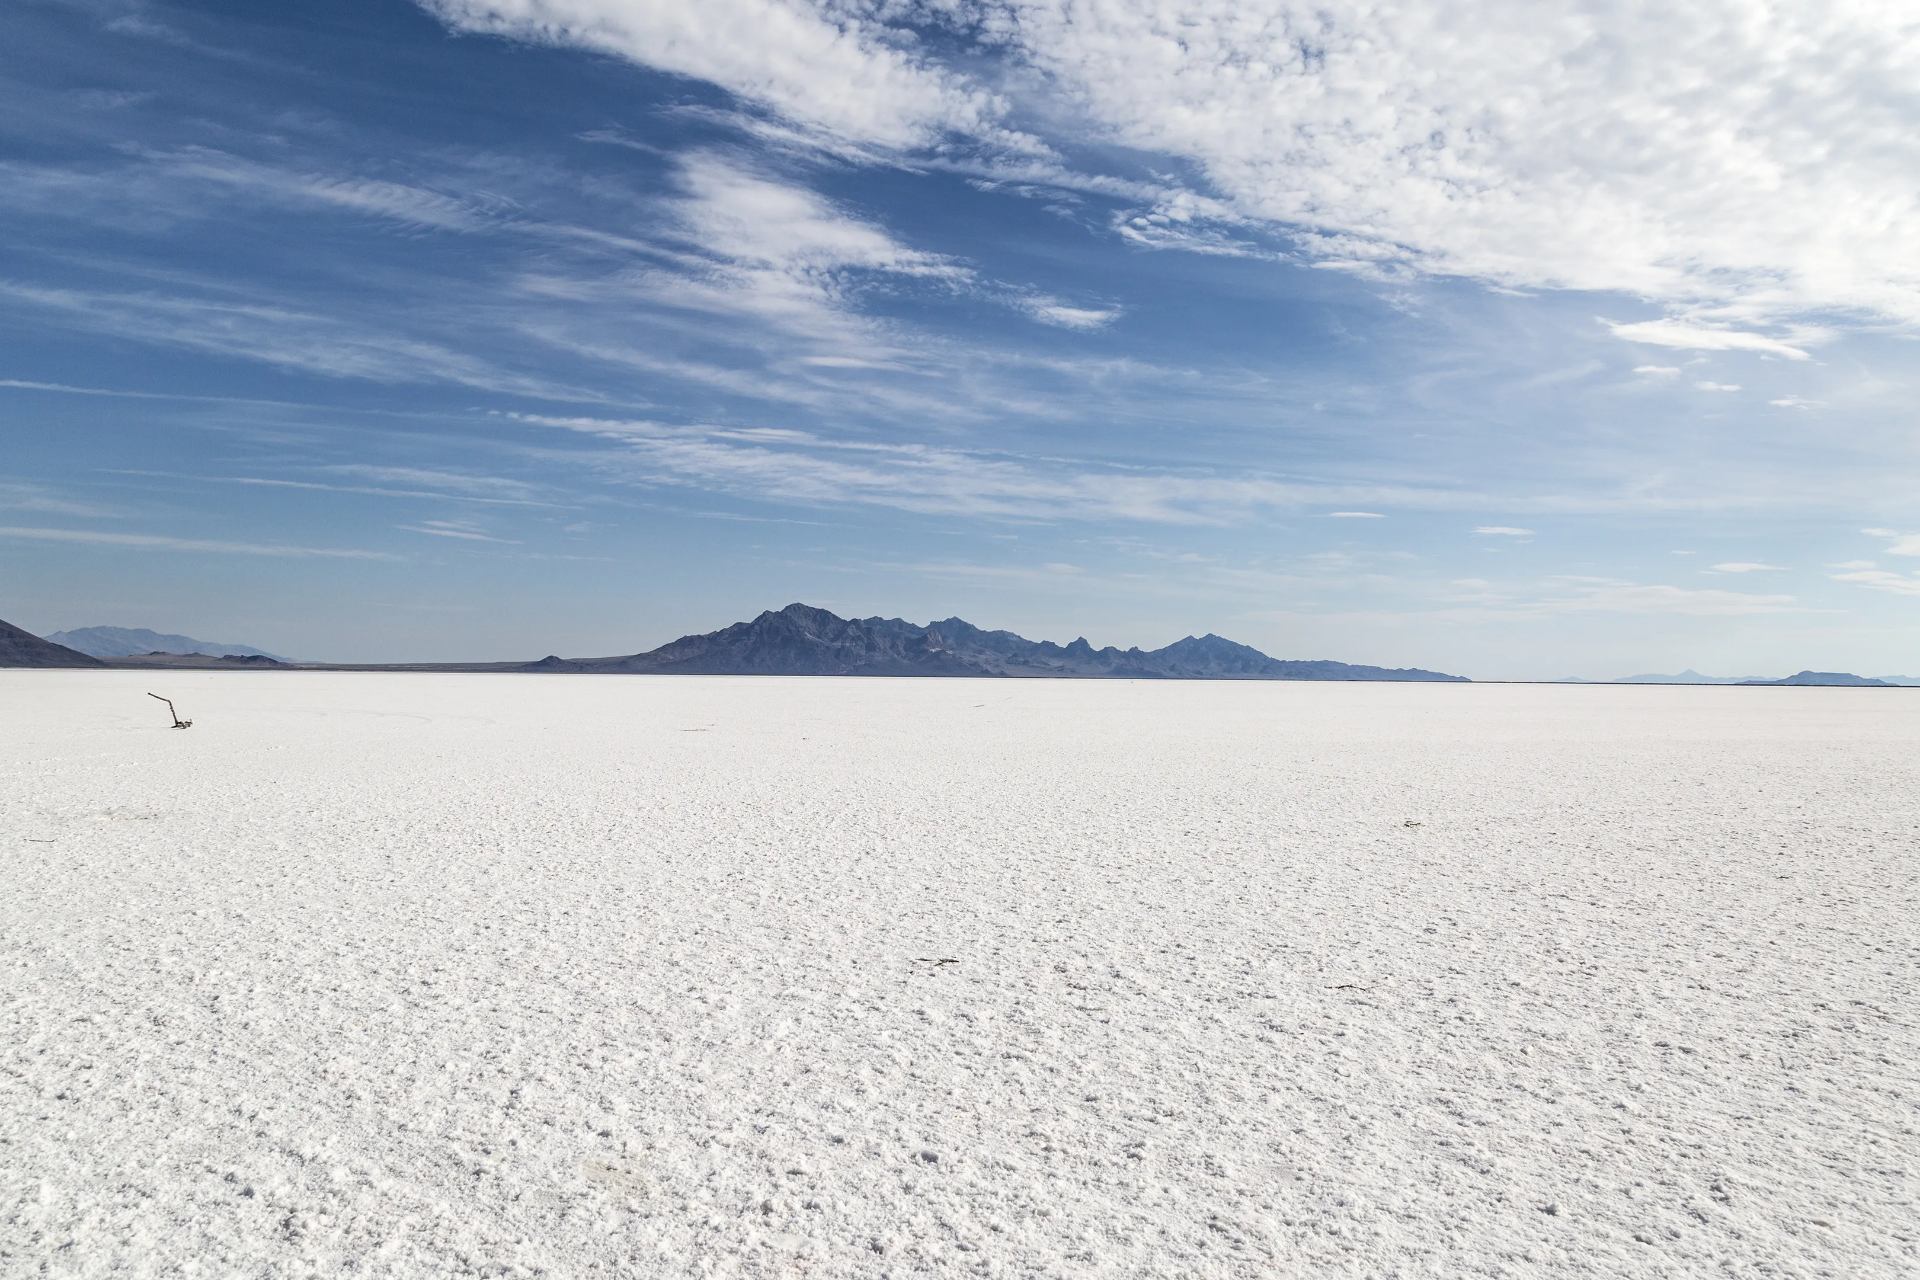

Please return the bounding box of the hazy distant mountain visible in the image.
[0,617,105,668]
[46,626,285,660]
[1736,671,1897,687]
[1874,675,1920,686]
[525,603,1469,681]
[1611,670,1766,684]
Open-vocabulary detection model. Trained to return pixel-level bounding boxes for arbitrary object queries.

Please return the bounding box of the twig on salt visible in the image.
[148,693,192,729]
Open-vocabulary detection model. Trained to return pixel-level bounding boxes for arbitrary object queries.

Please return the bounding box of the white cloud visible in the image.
[593,154,971,356]
[1708,562,1787,573]
[1329,511,1384,518]
[1770,395,1819,409]
[1008,2,1920,330]
[1857,529,1920,557]
[672,155,963,286]
[1693,381,1741,392]
[542,154,1105,363]
[1633,365,1681,376]
[431,2,1920,332]
[1472,526,1533,536]
[421,0,1004,150]
[1017,297,1122,330]
[1607,320,1810,360]
[1831,568,1920,597]
[1832,531,1920,592]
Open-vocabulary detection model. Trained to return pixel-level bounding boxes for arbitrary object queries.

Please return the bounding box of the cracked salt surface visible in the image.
[2,672,1916,1276]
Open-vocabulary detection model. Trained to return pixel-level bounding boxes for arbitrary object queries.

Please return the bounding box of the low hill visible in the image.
[1736,671,1896,687]
[0,617,106,668]
[523,604,1468,681]
[99,652,288,669]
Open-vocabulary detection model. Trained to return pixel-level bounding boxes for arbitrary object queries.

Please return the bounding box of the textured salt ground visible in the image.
[1,674,1915,1278]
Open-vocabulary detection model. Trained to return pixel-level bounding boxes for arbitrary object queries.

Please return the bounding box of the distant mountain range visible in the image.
[1608,669,1767,685]
[2,608,1912,685]
[524,603,1470,681]
[1558,668,1919,686]
[45,626,285,660]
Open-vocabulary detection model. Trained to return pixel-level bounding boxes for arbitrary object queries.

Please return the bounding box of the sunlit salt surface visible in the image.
[4,672,1916,1276]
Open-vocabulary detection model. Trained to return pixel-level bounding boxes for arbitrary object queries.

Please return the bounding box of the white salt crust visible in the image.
[2,672,1915,1277]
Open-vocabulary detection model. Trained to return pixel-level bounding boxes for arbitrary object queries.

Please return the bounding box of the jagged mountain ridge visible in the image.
[0,617,106,668]
[524,603,1469,681]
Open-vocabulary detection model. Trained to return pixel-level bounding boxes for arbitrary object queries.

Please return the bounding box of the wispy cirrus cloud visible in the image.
[520,412,1465,524]
[127,146,494,231]
[0,147,495,237]
[319,465,547,501]
[0,281,588,397]
[106,468,569,509]
[0,482,119,519]
[0,525,398,559]
[398,518,522,543]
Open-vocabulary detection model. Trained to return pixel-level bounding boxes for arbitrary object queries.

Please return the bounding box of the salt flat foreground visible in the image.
[2,674,1915,1278]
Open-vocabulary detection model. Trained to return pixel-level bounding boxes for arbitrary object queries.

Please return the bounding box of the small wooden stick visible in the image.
[147,693,192,729]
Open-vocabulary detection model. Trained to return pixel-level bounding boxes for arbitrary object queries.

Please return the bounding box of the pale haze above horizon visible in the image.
[5,0,1920,679]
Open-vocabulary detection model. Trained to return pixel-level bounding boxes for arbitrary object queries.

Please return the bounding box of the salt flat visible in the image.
[2,672,1915,1278]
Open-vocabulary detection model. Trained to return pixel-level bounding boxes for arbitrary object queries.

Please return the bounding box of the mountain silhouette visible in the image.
[522,604,1468,681]
[0,617,107,668]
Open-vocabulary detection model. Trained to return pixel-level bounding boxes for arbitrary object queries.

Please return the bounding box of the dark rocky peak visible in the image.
[0,617,106,668]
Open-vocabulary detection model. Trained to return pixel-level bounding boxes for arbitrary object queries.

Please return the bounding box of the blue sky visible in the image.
[5,0,1920,677]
